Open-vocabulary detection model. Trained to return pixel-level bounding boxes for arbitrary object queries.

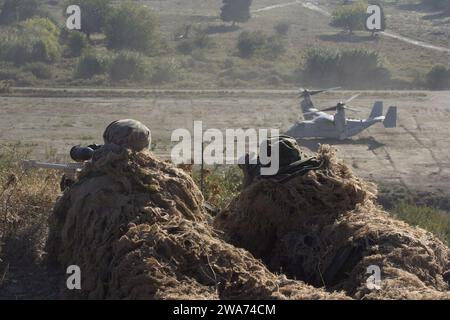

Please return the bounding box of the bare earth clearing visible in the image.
[0,90,449,193]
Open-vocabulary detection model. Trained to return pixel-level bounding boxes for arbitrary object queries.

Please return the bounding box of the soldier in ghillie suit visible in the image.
[58,119,152,191]
[215,137,450,300]
[102,119,152,152]
[240,135,324,188]
[45,120,346,300]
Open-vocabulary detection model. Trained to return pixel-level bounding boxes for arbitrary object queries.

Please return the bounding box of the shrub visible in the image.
[338,49,390,87]
[108,51,145,82]
[426,65,450,90]
[176,30,214,55]
[222,58,234,69]
[66,31,88,57]
[0,36,29,65]
[237,31,266,58]
[176,40,195,55]
[237,31,285,59]
[191,166,243,209]
[302,47,390,88]
[0,18,61,65]
[104,3,159,54]
[392,203,450,244]
[0,0,43,25]
[0,67,37,86]
[31,40,54,62]
[274,22,290,36]
[331,1,367,33]
[24,62,52,79]
[302,48,340,86]
[150,58,180,84]
[75,52,109,79]
[262,35,286,59]
[68,0,112,38]
[25,17,61,62]
[193,31,214,49]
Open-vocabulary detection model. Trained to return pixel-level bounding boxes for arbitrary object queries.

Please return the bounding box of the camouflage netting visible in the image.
[45,145,347,300]
[214,145,450,300]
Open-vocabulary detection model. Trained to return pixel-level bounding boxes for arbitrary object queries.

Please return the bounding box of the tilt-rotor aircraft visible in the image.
[286,88,397,140]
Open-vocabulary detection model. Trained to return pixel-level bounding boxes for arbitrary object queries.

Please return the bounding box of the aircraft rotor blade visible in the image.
[299,87,341,97]
[309,86,342,96]
[302,105,338,116]
[302,110,318,116]
[314,105,361,113]
[320,106,337,112]
[345,106,360,112]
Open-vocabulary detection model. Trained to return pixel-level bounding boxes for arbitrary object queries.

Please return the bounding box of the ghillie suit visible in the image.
[45,132,346,299]
[215,144,450,299]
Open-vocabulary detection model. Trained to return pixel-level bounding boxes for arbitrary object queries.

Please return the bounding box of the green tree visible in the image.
[220,0,252,26]
[104,3,159,55]
[0,17,61,65]
[331,1,367,34]
[423,0,450,11]
[68,0,112,39]
[0,0,42,25]
[20,17,61,62]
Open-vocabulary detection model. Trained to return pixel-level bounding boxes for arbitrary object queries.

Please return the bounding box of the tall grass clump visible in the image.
[0,144,59,263]
[189,165,242,210]
[392,202,450,244]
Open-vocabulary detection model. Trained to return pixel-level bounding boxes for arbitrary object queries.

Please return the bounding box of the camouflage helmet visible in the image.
[259,135,302,168]
[103,119,151,151]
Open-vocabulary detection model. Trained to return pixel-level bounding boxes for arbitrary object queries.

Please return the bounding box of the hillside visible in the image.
[0,0,448,89]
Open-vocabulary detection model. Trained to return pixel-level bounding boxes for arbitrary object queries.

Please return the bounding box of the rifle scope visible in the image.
[70,144,102,162]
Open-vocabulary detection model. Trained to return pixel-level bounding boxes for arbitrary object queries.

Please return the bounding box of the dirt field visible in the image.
[0,90,449,193]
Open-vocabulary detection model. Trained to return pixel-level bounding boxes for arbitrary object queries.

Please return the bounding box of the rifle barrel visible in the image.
[22,160,84,171]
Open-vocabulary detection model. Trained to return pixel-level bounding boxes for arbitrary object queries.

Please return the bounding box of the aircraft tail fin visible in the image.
[383,106,397,128]
[369,101,383,119]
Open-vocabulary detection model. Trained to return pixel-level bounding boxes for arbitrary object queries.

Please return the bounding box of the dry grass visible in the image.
[393,202,450,244]
[0,144,59,296]
[190,165,243,209]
